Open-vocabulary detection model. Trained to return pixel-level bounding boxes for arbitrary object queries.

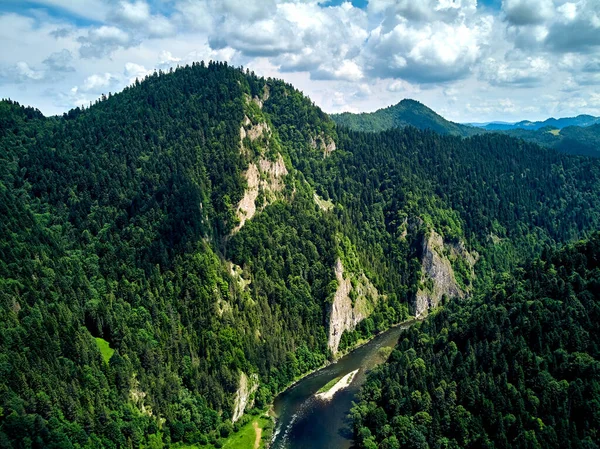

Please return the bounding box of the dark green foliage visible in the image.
[0,62,336,448]
[331,99,478,136]
[316,126,600,288]
[2,61,600,449]
[352,235,600,449]
[332,99,600,158]
[502,124,600,158]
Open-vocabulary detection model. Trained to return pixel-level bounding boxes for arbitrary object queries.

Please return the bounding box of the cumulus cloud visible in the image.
[109,1,175,38]
[479,56,550,87]
[124,62,152,83]
[502,0,600,54]
[81,72,118,92]
[502,0,554,26]
[387,79,421,94]
[79,26,131,58]
[364,14,493,83]
[14,62,46,82]
[544,1,600,53]
[312,60,364,82]
[2,0,600,121]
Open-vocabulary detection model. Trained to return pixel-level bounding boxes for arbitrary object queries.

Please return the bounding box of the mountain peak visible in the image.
[331,99,476,136]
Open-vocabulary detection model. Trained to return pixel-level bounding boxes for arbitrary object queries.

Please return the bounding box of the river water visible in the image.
[271,321,414,449]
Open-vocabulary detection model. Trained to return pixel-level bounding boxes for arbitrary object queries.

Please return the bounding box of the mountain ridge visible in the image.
[471,113,600,131]
[2,62,600,448]
[331,99,478,136]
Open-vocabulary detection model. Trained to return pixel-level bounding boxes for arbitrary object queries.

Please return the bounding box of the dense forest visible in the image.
[330,99,477,136]
[502,125,600,158]
[333,100,600,158]
[1,62,600,448]
[352,235,600,449]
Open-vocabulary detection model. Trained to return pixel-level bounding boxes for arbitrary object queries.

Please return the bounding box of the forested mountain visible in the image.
[334,100,600,158]
[330,99,478,136]
[502,124,600,158]
[352,234,600,449]
[2,62,600,448]
[471,114,600,131]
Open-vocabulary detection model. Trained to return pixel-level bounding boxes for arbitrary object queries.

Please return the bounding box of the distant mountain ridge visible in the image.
[331,99,478,136]
[332,99,600,157]
[470,114,600,131]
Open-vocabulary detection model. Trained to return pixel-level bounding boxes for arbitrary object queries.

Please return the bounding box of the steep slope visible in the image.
[352,234,600,449]
[3,63,600,449]
[0,64,379,449]
[331,99,478,136]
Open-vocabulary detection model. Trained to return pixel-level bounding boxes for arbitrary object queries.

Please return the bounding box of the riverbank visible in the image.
[315,369,359,400]
[270,317,420,416]
[195,318,419,449]
[269,318,421,449]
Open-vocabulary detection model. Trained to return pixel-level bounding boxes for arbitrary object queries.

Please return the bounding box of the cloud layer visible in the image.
[0,0,599,122]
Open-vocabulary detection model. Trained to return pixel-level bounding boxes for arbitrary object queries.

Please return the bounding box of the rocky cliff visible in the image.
[233,99,289,233]
[232,371,259,423]
[327,258,379,355]
[412,229,476,317]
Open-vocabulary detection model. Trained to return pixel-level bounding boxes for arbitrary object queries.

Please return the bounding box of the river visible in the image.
[270,321,415,449]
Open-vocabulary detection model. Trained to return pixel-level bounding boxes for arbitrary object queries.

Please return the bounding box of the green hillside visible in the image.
[331,99,478,136]
[352,234,600,449]
[2,63,600,448]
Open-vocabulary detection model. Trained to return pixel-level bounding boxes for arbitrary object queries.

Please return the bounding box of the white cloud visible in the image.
[387,79,421,94]
[81,73,117,92]
[79,26,131,58]
[1,0,599,122]
[124,62,151,83]
[480,56,550,87]
[111,1,151,25]
[364,17,493,83]
[15,62,45,81]
[312,60,364,82]
[109,1,175,38]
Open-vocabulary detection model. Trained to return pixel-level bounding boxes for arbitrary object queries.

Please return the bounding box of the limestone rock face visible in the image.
[412,229,476,317]
[310,133,336,157]
[232,371,259,423]
[327,258,379,354]
[233,154,288,233]
[234,113,288,233]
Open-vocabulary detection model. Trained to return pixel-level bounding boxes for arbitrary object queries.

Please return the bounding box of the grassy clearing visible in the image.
[318,375,342,394]
[548,128,561,136]
[174,415,272,449]
[95,337,114,363]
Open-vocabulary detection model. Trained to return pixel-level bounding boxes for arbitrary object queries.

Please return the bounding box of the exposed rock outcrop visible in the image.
[234,113,289,233]
[129,374,152,416]
[310,133,336,157]
[233,154,288,233]
[229,262,250,291]
[232,372,259,423]
[327,258,379,354]
[412,229,476,318]
[314,192,333,211]
[246,121,270,141]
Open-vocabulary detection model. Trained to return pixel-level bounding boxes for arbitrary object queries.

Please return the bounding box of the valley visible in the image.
[1,62,600,449]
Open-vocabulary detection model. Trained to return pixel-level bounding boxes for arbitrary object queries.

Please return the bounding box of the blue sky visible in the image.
[1,0,599,122]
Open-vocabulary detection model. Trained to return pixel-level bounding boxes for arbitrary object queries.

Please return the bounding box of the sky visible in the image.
[1,0,599,123]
